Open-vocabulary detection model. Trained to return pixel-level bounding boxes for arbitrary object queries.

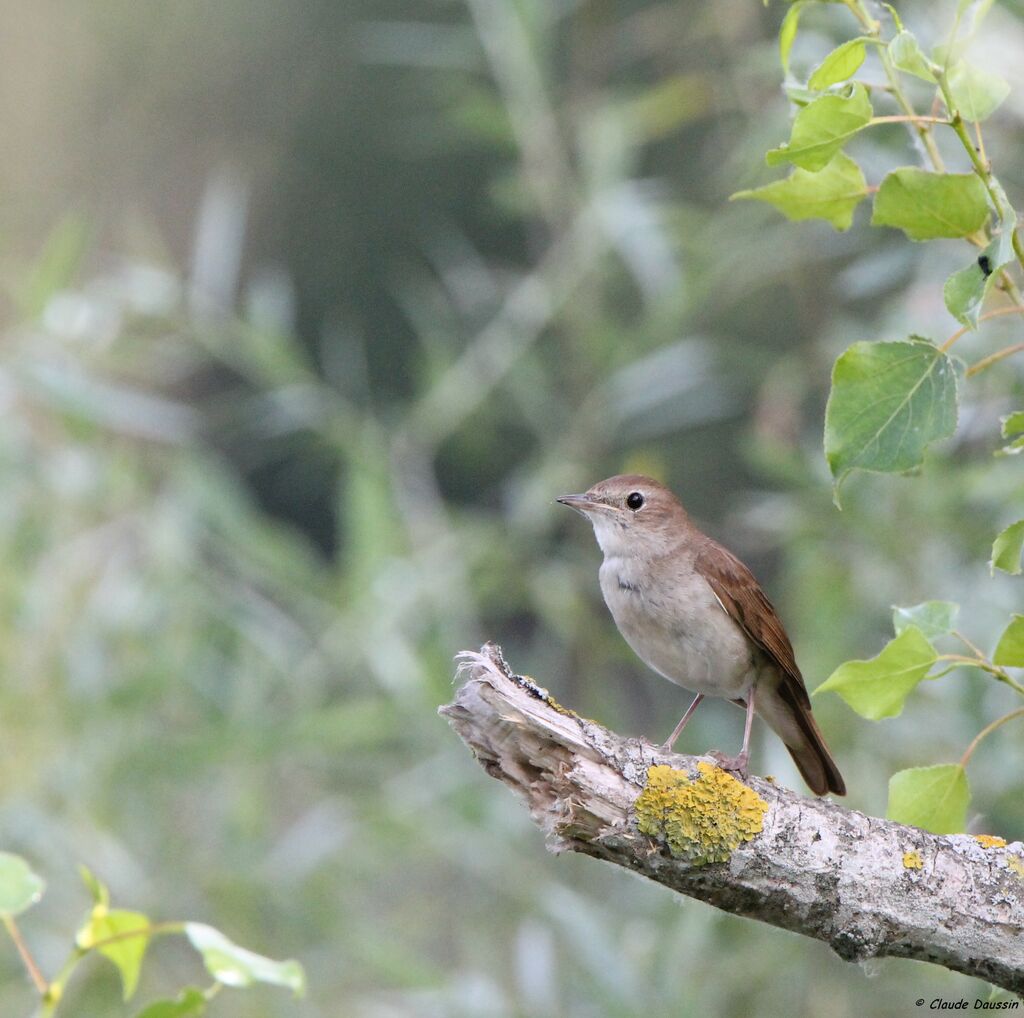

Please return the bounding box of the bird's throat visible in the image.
[601,551,649,598]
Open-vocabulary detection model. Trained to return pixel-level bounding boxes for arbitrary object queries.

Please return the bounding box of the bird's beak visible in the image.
[556,493,603,516]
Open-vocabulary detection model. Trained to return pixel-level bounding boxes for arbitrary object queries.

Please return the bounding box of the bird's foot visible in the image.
[706,749,749,780]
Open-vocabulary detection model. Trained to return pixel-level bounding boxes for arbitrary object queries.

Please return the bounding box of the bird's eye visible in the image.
[626,491,644,511]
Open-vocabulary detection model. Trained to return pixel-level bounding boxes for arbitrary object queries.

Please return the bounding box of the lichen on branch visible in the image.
[635,763,767,864]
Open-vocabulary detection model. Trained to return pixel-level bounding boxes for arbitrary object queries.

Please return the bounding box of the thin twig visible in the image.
[967,342,1024,378]
[960,707,1024,767]
[953,630,988,662]
[939,306,1024,352]
[975,119,988,166]
[2,915,48,997]
[870,115,950,126]
[937,654,1024,698]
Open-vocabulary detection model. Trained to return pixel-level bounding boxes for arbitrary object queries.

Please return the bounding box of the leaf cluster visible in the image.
[0,859,304,1017]
[749,0,1024,834]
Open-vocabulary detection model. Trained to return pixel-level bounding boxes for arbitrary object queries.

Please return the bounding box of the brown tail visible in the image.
[757,681,846,796]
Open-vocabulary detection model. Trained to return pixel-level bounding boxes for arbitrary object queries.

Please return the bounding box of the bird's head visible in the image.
[557,474,689,558]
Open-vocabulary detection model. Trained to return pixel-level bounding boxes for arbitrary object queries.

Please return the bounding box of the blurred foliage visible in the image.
[0,0,1022,1014]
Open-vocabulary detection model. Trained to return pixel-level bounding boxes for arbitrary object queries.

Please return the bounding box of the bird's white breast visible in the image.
[598,551,756,700]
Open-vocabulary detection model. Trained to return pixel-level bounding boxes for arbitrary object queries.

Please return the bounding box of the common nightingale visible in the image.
[558,474,845,796]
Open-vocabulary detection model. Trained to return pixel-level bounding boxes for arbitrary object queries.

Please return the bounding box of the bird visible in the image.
[557,474,845,796]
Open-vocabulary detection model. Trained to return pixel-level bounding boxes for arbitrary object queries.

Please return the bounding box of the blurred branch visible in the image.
[402,209,603,448]
[466,0,575,229]
[442,644,1024,995]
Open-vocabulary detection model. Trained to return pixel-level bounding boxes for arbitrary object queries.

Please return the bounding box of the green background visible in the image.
[0,0,1021,1013]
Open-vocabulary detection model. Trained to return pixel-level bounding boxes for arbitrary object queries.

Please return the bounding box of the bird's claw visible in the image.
[706,750,750,779]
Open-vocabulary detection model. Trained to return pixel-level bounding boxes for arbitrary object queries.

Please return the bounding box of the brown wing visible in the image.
[695,538,845,795]
[695,539,811,709]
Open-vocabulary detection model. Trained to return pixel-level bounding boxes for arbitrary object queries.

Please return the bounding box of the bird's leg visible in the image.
[709,686,755,778]
[659,693,704,753]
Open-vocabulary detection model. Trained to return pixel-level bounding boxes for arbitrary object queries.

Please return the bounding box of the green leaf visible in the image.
[730,153,867,231]
[944,200,1016,327]
[77,909,151,1000]
[887,764,969,834]
[892,601,959,639]
[767,84,872,171]
[1004,412,1024,435]
[993,614,1024,666]
[888,31,936,82]
[0,853,45,917]
[779,2,807,76]
[79,865,110,909]
[782,82,820,107]
[824,338,958,498]
[987,182,1018,267]
[1002,411,1024,436]
[991,520,1024,575]
[999,412,1024,455]
[943,260,990,328]
[815,626,937,720]
[872,169,989,240]
[947,60,1009,122]
[134,989,207,1018]
[808,39,867,90]
[185,923,306,996]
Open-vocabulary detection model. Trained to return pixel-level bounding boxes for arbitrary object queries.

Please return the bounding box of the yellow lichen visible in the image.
[1007,855,1024,879]
[634,762,768,865]
[902,850,923,870]
[973,834,1007,849]
[545,695,580,718]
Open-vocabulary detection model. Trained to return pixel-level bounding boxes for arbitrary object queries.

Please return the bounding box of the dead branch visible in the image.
[440,644,1024,994]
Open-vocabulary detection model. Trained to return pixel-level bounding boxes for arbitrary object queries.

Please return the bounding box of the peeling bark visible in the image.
[440,644,1024,994]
